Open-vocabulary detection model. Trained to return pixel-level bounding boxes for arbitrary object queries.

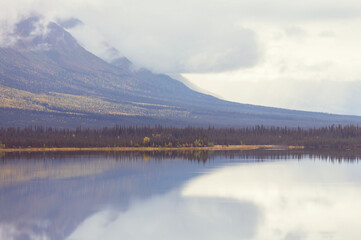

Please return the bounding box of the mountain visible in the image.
[1,17,361,128]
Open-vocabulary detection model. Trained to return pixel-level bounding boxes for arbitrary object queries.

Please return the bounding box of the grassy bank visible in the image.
[0,145,304,153]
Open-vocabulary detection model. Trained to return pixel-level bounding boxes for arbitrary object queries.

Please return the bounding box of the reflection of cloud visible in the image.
[0,221,50,240]
[182,161,361,239]
[66,192,260,240]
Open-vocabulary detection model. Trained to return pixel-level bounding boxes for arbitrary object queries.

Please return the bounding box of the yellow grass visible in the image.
[0,145,303,153]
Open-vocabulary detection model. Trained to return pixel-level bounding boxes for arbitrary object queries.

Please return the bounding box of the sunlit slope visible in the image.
[1,17,361,128]
[0,86,189,118]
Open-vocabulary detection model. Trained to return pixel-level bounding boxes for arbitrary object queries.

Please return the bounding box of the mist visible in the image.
[0,0,361,114]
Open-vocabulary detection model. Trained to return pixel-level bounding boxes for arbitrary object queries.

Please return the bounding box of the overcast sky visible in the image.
[1,0,361,115]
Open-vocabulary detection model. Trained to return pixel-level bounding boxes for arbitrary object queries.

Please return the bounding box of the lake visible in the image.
[1,150,361,240]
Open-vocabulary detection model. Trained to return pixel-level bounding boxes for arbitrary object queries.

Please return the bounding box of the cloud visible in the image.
[57,17,83,29]
[66,1,261,73]
[0,23,17,47]
[319,30,337,38]
[181,78,361,115]
[1,0,361,73]
[183,17,361,114]
[1,0,361,114]
[67,23,121,62]
[217,0,361,21]
[0,0,262,73]
[284,26,308,38]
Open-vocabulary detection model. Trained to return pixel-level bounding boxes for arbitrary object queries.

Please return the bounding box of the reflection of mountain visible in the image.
[1,151,360,239]
[0,158,118,189]
[1,17,361,127]
[0,153,217,240]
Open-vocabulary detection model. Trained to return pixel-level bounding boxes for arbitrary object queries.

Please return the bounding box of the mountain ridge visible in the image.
[1,17,361,128]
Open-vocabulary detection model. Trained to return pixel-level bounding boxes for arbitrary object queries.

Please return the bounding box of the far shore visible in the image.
[0,145,304,153]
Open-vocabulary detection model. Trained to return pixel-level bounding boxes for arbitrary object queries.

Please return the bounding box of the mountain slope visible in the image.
[1,17,361,128]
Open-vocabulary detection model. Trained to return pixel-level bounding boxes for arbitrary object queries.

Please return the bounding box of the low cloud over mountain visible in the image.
[1,17,361,128]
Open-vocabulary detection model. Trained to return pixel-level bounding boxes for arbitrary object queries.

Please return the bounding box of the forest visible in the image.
[1,124,361,149]
[0,125,361,148]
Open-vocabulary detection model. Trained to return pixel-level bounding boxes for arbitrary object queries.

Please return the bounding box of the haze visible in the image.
[1,0,360,115]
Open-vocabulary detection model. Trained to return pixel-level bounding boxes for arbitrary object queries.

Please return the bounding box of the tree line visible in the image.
[1,124,361,149]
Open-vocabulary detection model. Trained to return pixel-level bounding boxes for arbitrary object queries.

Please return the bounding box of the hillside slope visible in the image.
[1,17,361,128]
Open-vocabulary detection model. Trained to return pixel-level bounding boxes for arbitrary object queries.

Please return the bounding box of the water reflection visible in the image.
[67,195,259,240]
[183,161,361,239]
[0,150,361,240]
[2,149,361,163]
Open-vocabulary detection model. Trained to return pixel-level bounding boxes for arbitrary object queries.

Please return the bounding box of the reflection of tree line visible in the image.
[0,150,215,163]
[2,149,361,163]
[239,149,361,163]
[0,156,119,189]
[2,125,361,149]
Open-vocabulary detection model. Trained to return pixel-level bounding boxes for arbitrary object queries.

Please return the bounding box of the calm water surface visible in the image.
[0,150,361,240]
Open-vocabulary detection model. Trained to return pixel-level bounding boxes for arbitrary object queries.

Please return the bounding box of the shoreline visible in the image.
[0,145,304,153]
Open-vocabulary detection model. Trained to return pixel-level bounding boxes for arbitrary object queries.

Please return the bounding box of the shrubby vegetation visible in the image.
[1,125,361,149]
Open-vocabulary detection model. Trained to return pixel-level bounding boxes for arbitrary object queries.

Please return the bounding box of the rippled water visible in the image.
[0,150,361,240]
